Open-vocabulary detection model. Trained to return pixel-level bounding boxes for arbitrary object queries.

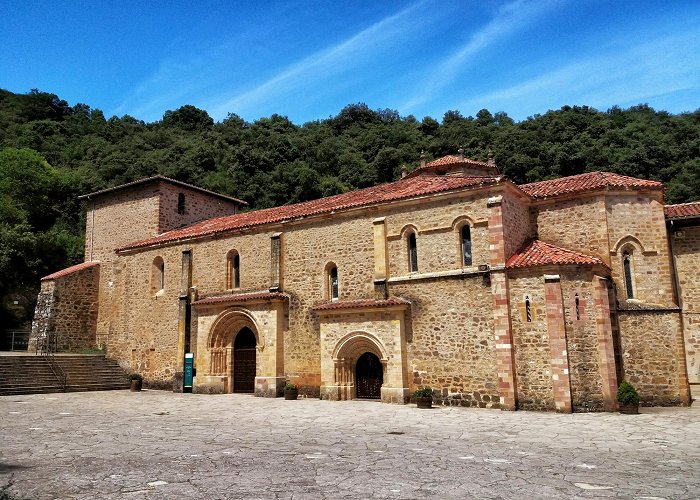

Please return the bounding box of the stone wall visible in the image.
[670,225,700,391]
[606,195,675,306]
[508,272,553,410]
[391,276,499,408]
[534,195,609,262]
[617,310,687,405]
[157,181,240,232]
[30,264,100,352]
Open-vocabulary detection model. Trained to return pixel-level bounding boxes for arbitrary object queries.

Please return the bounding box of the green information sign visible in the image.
[184,353,194,392]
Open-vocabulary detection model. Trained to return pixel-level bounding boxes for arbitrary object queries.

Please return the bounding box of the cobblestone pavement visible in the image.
[1,391,698,499]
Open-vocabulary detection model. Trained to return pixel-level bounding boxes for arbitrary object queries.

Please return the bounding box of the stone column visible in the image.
[488,195,517,410]
[544,274,572,413]
[174,250,192,392]
[270,232,282,292]
[593,275,619,411]
[373,217,389,299]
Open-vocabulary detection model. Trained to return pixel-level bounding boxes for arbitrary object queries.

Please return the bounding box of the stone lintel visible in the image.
[544,274,561,283]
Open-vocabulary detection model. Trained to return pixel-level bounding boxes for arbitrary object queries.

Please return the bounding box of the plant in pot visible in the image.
[616,380,640,414]
[413,387,433,409]
[128,373,143,392]
[284,382,299,400]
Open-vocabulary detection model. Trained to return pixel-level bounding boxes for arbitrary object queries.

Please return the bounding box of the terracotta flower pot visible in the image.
[618,402,639,414]
[130,379,142,392]
[284,389,298,400]
[416,396,432,409]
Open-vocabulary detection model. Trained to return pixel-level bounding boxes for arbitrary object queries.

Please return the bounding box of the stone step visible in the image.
[0,355,130,395]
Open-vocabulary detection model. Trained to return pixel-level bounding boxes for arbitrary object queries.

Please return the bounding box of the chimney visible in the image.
[401,165,408,178]
[487,147,495,167]
[420,150,426,168]
[458,147,464,161]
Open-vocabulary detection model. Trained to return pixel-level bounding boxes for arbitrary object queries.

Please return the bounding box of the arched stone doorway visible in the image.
[355,351,383,399]
[206,308,260,394]
[233,327,256,393]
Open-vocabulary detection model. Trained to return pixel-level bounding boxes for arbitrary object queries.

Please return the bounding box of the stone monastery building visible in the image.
[31,153,700,411]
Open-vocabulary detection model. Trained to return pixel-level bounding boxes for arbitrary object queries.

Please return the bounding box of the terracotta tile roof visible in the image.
[506,240,606,269]
[312,297,411,311]
[41,261,100,281]
[665,202,700,220]
[78,175,247,206]
[425,155,491,168]
[118,174,501,251]
[192,291,289,306]
[405,155,498,179]
[520,172,663,199]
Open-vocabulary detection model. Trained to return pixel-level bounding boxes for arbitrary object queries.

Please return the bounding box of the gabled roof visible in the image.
[506,240,606,269]
[665,202,700,220]
[41,261,100,281]
[118,174,501,251]
[405,154,499,179]
[78,175,247,206]
[520,172,662,199]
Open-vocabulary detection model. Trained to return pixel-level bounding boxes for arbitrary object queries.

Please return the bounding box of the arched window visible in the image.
[227,250,240,289]
[622,250,634,299]
[408,232,418,272]
[152,256,165,293]
[575,293,581,321]
[327,264,339,300]
[461,225,472,266]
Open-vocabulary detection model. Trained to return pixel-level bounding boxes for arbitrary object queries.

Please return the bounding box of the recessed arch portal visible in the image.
[207,308,260,393]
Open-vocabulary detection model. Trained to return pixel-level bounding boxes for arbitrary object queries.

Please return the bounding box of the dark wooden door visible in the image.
[355,352,383,399]
[233,327,256,393]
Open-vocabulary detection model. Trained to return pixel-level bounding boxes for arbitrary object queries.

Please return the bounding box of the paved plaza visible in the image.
[0,391,698,499]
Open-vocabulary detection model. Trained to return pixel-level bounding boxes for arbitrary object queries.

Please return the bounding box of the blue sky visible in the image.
[2,0,699,124]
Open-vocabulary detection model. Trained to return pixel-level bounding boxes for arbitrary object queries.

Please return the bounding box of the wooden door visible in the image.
[355,352,383,399]
[233,327,256,393]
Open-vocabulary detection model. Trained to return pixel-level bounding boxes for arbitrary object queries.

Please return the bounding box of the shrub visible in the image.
[616,380,640,405]
[284,383,299,391]
[128,373,143,381]
[413,387,433,398]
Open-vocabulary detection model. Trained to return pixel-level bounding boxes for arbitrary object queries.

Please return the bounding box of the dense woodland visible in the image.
[1,87,699,334]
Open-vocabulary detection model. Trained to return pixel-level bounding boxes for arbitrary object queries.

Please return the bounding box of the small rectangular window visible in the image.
[177,193,186,214]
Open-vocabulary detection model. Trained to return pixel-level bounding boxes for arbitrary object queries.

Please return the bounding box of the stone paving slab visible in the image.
[0,391,698,499]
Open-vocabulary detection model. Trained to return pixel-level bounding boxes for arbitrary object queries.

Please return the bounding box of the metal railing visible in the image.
[37,332,67,392]
[5,329,29,351]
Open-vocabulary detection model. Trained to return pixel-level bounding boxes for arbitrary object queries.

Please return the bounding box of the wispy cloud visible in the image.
[457,30,700,118]
[401,0,562,112]
[204,1,430,120]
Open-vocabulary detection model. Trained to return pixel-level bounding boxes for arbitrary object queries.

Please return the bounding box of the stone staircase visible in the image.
[0,355,130,396]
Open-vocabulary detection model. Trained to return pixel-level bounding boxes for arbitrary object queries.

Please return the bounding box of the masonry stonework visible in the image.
[33,155,696,411]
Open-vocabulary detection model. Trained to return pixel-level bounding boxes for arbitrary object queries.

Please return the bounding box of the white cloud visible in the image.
[401,0,562,111]
[458,30,700,118]
[204,1,431,120]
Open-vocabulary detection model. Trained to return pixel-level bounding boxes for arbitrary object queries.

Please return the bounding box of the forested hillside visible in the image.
[1,87,699,332]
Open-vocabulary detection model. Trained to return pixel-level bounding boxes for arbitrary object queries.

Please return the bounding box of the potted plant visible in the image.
[616,380,640,414]
[413,387,433,409]
[128,373,143,392]
[284,382,299,400]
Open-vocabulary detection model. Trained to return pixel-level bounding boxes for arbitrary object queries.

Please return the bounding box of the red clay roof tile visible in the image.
[312,297,411,311]
[665,202,700,220]
[192,291,289,305]
[41,261,100,281]
[520,172,662,199]
[118,174,500,251]
[506,240,605,269]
